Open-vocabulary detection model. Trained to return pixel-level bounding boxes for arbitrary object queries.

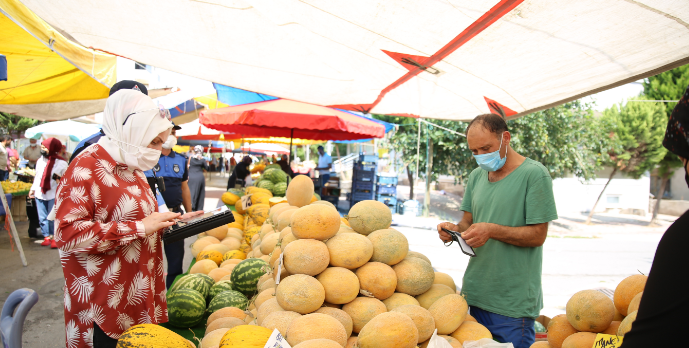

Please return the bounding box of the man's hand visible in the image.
[142,212,181,236]
[28,190,35,199]
[436,222,459,243]
[462,222,497,248]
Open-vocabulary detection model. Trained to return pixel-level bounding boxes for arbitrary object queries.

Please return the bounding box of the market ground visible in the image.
[0,172,676,347]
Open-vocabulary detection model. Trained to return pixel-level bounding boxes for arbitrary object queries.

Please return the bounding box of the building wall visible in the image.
[668,168,689,201]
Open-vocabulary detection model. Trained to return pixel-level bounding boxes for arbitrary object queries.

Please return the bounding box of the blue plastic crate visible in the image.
[322,195,339,206]
[376,184,396,196]
[376,194,397,207]
[354,162,376,172]
[352,181,374,192]
[351,191,375,202]
[377,174,398,186]
[353,169,375,182]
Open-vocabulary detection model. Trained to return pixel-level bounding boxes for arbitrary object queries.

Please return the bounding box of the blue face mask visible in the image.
[473,133,507,172]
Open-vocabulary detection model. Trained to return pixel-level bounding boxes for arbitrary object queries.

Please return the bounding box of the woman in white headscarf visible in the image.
[54,89,201,348]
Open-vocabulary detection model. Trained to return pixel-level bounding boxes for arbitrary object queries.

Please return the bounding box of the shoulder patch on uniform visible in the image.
[173,164,180,173]
[153,163,161,172]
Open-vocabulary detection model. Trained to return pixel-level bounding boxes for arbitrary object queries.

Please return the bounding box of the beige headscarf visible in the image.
[97,90,172,170]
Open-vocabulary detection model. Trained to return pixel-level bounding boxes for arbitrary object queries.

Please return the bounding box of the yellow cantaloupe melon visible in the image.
[382,293,420,311]
[356,311,418,348]
[566,290,614,332]
[317,267,360,304]
[547,314,578,348]
[258,278,277,293]
[260,310,302,336]
[219,274,233,282]
[337,225,355,234]
[627,291,642,315]
[450,321,492,344]
[322,302,341,309]
[219,325,272,347]
[283,239,330,276]
[405,251,432,265]
[206,318,243,335]
[325,232,373,269]
[416,284,455,310]
[190,259,218,275]
[367,229,409,265]
[208,268,232,283]
[248,204,270,225]
[285,313,347,347]
[206,225,229,240]
[207,307,248,327]
[292,339,341,348]
[613,274,647,316]
[257,297,284,325]
[277,208,299,231]
[259,255,271,263]
[392,305,435,343]
[290,204,340,240]
[226,228,244,239]
[314,307,354,337]
[197,250,224,266]
[602,321,621,335]
[356,262,397,300]
[269,246,282,266]
[617,310,637,336]
[260,233,280,255]
[220,237,241,251]
[429,294,468,335]
[530,342,553,348]
[201,328,230,348]
[345,336,357,348]
[234,200,246,214]
[219,259,243,268]
[465,314,477,322]
[286,175,315,208]
[341,297,387,333]
[281,232,297,249]
[255,288,275,310]
[276,274,325,314]
[279,227,292,240]
[311,200,336,209]
[202,243,231,256]
[269,203,294,223]
[433,272,456,292]
[191,236,221,257]
[347,200,392,235]
[561,332,597,348]
[259,224,275,239]
[392,257,435,296]
[223,250,246,261]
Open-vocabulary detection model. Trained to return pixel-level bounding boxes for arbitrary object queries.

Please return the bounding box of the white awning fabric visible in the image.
[17,0,689,121]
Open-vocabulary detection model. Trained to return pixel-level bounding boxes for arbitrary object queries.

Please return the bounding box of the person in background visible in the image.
[59,145,72,163]
[188,145,209,211]
[271,154,277,164]
[22,138,42,169]
[227,155,252,190]
[6,137,18,174]
[314,145,332,195]
[28,138,68,248]
[277,154,295,178]
[229,156,236,174]
[0,136,11,181]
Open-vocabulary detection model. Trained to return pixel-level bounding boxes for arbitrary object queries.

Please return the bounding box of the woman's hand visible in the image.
[179,211,204,222]
[142,212,181,236]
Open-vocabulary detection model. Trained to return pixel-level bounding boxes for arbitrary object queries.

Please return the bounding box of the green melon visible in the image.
[266,164,281,170]
[264,168,288,184]
[208,280,235,301]
[167,288,206,328]
[257,180,275,191]
[170,274,212,299]
[272,182,287,197]
[206,290,249,315]
[231,258,271,296]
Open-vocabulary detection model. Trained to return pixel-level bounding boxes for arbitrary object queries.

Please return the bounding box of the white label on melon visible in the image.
[241,194,253,211]
[427,329,454,348]
[263,328,292,348]
[275,252,284,285]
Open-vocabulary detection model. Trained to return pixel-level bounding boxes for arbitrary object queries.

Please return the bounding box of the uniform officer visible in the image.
[144,124,193,288]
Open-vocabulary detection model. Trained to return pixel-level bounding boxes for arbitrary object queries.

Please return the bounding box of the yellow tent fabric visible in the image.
[0,0,116,120]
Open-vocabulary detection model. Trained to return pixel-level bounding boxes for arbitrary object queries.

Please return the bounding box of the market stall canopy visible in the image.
[17,0,689,121]
[25,120,101,142]
[176,119,324,145]
[0,0,116,121]
[200,99,386,141]
[240,143,289,155]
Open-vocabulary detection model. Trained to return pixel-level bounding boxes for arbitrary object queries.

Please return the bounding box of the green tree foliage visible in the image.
[0,112,40,138]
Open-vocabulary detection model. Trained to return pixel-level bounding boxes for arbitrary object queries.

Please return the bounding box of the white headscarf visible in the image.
[97,90,173,170]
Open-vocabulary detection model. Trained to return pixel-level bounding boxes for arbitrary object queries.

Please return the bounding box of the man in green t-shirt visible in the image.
[437,113,558,348]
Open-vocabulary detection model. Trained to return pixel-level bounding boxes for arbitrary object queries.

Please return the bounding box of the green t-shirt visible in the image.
[459,158,558,319]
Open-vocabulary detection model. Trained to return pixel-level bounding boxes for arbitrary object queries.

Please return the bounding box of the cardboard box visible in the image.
[535,315,551,342]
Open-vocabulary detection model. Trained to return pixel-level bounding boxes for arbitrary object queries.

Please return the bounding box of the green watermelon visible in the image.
[208,280,234,302]
[167,288,206,328]
[228,188,244,196]
[206,290,249,315]
[263,168,287,184]
[266,164,281,170]
[272,182,287,197]
[230,258,270,296]
[256,180,274,192]
[169,274,212,299]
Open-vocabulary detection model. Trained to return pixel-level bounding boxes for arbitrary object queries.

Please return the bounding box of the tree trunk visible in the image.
[649,175,668,226]
[424,136,433,217]
[586,167,617,224]
[406,164,414,200]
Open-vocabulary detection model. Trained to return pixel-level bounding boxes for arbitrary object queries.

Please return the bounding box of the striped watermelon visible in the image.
[208,280,234,302]
[167,288,206,328]
[230,258,270,296]
[169,274,212,299]
[206,290,249,315]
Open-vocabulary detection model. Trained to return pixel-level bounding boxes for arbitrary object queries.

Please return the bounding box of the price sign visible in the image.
[593,334,623,348]
[241,194,253,211]
[263,329,292,348]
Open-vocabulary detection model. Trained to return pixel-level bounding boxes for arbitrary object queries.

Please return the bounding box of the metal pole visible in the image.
[424,122,432,217]
[288,129,294,165]
[415,118,421,186]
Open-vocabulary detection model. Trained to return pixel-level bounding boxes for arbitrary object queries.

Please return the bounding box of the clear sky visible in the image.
[582,80,645,112]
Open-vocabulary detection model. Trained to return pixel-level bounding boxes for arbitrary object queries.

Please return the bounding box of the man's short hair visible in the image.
[317,145,324,150]
[2,135,12,142]
[466,114,509,137]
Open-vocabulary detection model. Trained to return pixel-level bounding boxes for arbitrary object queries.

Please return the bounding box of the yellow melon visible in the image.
[248,204,270,224]
[627,291,642,315]
[367,229,409,265]
[255,289,275,310]
[325,232,373,269]
[244,226,261,244]
[292,339,342,348]
[317,267,360,304]
[269,197,288,207]
[285,313,347,347]
[356,311,418,348]
[191,236,221,258]
[416,284,455,310]
[356,262,397,300]
[234,200,246,215]
[259,278,277,293]
[207,307,248,327]
[277,208,299,231]
[617,310,637,336]
[221,264,238,274]
[283,239,330,276]
[433,272,456,292]
[392,305,435,343]
[258,273,272,286]
[530,342,553,348]
[347,200,392,235]
[345,336,357,348]
[450,321,492,344]
[260,310,302,336]
[220,259,243,268]
[231,211,244,223]
[290,204,341,240]
[382,293,421,311]
[257,297,284,325]
[223,250,246,261]
[202,328,230,348]
[259,255,271,263]
[286,175,315,208]
[220,238,241,251]
[602,321,621,335]
[440,335,464,348]
[219,274,233,282]
[259,224,275,239]
[337,225,355,234]
[614,275,647,316]
[276,274,325,314]
[311,200,336,209]
[219,325,272,348]
[206,225,229,240]
[198,250,224,266]
[547,314,578,348]
[208,268,232,283]
[251,194,272,206]
[270,203,294,223]
[341,297,387,333]
[281,232,298,249]
[429,294,468,334]
[227,228,244,239]
[392,257,435,296]
[206,317,244,335]
[566,290,614,332]
[465,314,477,322]
[202,243,232,256]
[322,302,341,309]
[561,332,597,348]
[260,233,280,255]
[405,251,432,265]
[314,307,354,337]
[190,259,218,275]
[269,246,282,266]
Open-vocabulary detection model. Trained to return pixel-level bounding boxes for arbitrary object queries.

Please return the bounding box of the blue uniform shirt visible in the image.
[144,151,188,209]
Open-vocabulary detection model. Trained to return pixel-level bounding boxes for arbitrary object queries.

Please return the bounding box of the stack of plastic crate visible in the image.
[349,157,376,207]
[376,173,398,213]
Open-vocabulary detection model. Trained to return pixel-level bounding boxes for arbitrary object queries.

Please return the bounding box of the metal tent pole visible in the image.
[288,129,294,165]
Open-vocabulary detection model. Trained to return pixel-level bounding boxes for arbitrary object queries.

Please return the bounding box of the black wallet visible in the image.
[162,207,235,244]
[441,227,476,257]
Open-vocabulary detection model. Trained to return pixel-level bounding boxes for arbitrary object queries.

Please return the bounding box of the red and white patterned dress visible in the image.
[55,144,168,348]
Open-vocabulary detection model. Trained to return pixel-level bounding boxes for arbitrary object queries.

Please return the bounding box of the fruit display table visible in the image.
[9,194,27,221]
